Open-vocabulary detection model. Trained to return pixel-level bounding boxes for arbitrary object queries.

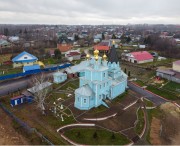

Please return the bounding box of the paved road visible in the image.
[128,81,168,106]
[0,72,54,97]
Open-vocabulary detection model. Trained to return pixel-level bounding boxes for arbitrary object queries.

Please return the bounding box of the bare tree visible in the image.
[30,73,51,115]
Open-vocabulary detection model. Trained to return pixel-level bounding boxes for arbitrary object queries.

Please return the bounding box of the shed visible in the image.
[23,64,40,72]
[22,91,34,103]
[53,72,67,84]
[27,82,52,94]
[10,95,25,106]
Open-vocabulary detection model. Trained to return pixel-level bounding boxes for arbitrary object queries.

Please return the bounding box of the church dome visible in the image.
[103,54,107,60]
[94,49,99,56]
[86,54,90,60]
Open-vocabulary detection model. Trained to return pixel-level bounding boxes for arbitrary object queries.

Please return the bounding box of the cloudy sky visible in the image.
[0,0,180,25]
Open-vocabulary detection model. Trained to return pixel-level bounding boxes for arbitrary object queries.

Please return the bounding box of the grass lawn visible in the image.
[0,93,74,145]
[64,128,130,145]
[135,108,145,135]
[144,98,154,107]
[146,85,179,100]
[47,93,68,103]
[0,67,22,76]
[163,81,180,93]
[133,80,145,87]
[139,58,175,68]
[59,80,79,90]
[43,58,58,65]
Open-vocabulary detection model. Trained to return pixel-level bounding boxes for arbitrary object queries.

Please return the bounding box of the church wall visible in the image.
[74,94,94,110]
[111,81,126,99]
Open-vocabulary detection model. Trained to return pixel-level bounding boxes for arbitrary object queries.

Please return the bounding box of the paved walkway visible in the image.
[128,81,168,106]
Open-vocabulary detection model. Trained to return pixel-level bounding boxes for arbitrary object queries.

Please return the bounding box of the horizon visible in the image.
[0,0,180,25]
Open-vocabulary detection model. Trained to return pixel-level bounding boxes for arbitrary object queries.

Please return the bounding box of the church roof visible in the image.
[75,84,94,97]
[108,45,119,63]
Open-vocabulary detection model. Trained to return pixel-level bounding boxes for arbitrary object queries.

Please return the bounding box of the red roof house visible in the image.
[93,41,111,51]
[57,44,72,53]
[125,51,153,64]
[65,51,81,61]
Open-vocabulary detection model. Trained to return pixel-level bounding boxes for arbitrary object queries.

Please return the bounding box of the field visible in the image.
[162,81,180,93]
[64,128,130,145]
[147,103,180,145]
[135,108,145,135]
[0,54,11,64]
[146,85,179,100]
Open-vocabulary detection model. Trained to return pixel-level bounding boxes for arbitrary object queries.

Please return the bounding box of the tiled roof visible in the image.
[94,40,111,51]
[130,51,153,61]
[94,45,110,51]
[57,44,72,52]
[68,52,81,56]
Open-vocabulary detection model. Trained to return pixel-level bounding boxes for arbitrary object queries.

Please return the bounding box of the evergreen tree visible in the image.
[128,71,131,77]
[102,33,105,40]
[4,28,9,36]
[24,28,27,34]
[124,68,127,74]
[112,34,116,39]
[76,131,81,138]
[54,49,61,60]
[74,34,79,41]
[126,36,131,43]
[93,131,98,139]
[19,29,22,34]
[111,133,116,140]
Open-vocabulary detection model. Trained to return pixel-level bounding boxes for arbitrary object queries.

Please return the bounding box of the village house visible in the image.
[93,40,111,52]
[49,49,55,57]
[122,51,153,64]
[65,51,81,61]
[57,35,72,54]
[12,51,38,68]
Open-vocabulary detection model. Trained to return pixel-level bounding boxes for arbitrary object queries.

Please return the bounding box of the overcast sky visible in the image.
[0,0,180,25]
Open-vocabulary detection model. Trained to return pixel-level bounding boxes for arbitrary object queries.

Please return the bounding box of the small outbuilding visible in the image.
[10,92,34,107]
[27,82,52,94]
[23,64,40,72]
[53,72,67,84]
[10,95,25,106]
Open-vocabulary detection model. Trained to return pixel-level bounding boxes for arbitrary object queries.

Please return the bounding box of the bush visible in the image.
[93,131,98,139]
[111,133,116,140]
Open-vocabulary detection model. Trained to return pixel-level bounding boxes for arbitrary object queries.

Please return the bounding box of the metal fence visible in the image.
[0,102,54,145]
[0,63,71,81]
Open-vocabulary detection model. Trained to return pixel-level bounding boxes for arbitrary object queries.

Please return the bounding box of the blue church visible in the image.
[74,42,128,110]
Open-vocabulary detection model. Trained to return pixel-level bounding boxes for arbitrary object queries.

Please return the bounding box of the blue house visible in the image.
[74,42,128,110]
[12,51,38,68]
[53,72,67,84]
